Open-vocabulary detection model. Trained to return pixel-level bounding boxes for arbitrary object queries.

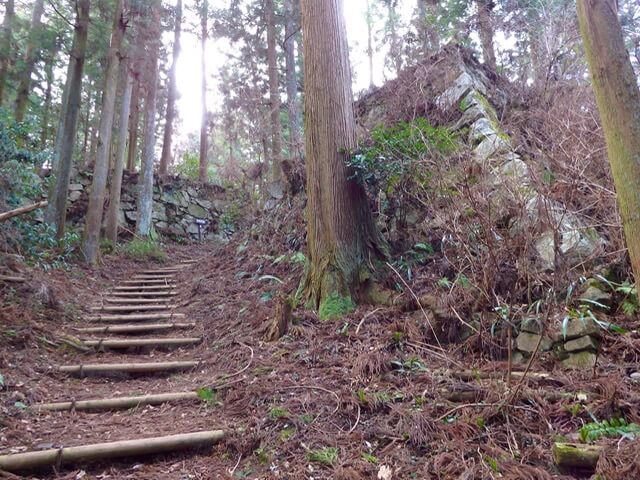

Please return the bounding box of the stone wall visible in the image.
[68,172,230,239]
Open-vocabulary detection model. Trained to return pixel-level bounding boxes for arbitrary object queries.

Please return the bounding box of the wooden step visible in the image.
[102,297,173,304]
[58,360,202,376]
[113,285,176,291]
[121,279,177,286]
[107,291,178,297]
[132,274,176,280]
[139,268,183,274]
[75,323,195,334]
[82,337,202,349]
[91,304,178,313]
[86,312,186,322]
[34,391,200,412]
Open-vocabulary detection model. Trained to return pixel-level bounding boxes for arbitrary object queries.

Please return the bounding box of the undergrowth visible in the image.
[120,238,166,262]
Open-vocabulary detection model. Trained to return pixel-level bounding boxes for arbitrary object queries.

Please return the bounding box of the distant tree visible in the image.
[0,0,15,106]
[476,0,496,70]
[14,0,44,123]
[300,0,388,316]
[197,0,209,183]
[284,0,301,156]
[83,0,126,264]
[577,0,640,286]
[266,0,283,183]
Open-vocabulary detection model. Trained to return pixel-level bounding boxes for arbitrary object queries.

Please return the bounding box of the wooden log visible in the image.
[82,337,202,349]
[132,274,176,280]
[86,312,186,322]
[450,370,553,382]
[0,201,47,223]
[552,442,602,470]
[91,304,178,312]
[58,361,201,375]
[121,279,177,285]
[34,391,200,412]
[139,269,183,274]
[107,291,178,297]
[103,297,173,304]
[0,275,26,282]
[74,323,195,334]
[0,430,224,472]
[113,285,176,291]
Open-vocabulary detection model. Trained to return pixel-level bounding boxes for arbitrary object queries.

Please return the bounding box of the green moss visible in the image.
[318,293,356,320]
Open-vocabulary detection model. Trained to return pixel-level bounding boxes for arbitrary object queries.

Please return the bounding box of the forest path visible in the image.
[0,257,225,475]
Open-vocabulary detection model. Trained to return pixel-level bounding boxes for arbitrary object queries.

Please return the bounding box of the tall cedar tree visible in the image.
[284,0,301,156]
[577,0,640,286]
[127,78,140,171]
[477,0,496,70]
[0,0,15,105]
[83,0,126,264]
[159,0,182,176]
[266,0,283,182]
[14,0,44,123]
[198,0,209,182]
[45,0,91,238]
[300,0,388,314]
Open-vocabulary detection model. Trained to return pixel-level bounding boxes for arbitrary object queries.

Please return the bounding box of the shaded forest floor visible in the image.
[1,232,640,480]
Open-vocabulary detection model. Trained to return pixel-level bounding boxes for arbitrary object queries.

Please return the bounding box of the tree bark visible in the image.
[14,0,44,123]
[105,67,133,244]
[198,0,209,182]
[284,0,301,157]
[44,0,91,238]
[82,0,126,264]
[476,0,496,70]
[135,1,161,237]
[266,0,283,183]
[0,0,15,106]
[300,0,388,316]
[127,78,140,172]
[159,0,182,176]
[366,0,375,89]
[577,0,640,287]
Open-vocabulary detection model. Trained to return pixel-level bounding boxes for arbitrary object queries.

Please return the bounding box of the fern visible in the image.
[579,418,640,442]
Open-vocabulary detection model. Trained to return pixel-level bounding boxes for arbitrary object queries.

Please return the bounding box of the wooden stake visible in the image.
[59,361,201,375]
[75,323,195,334]
[82,337,201,349]
[34,391,200,412]
[86,312,186,322]
[90,304,178,312]
[0,201,48,223]
[0,430,223,472]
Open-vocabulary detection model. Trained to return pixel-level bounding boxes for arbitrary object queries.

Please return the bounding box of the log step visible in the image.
[102,297,173,304]
[107,291,178,297]
[82,337,202,349]
[139,268,183,274]
[121,279,177,285]
[113,285,176,291]
[0,430,224,472]
[91,304,178,312]
[59,360,202,376]
[75,323,195,334]
[86,312,186,322]
[132,274,176,280]
[34,391,201,412]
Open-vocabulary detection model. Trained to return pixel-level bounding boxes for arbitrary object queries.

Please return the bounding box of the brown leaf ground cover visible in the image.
[1,233,640,479]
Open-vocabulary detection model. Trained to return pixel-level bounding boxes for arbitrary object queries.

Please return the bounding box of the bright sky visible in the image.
[174,0,414,136]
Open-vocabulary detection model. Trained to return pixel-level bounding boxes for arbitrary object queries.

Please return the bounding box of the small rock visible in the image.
[564,335,598,353]
[580,285,612,310]
[515,332,552,353]
[557,318,600,340]
[562,351,597,370]
[511,351,526,364]
[630,372,640,381]
[68,190,82,202]
[68,183,84,191]
[520,317,543,334]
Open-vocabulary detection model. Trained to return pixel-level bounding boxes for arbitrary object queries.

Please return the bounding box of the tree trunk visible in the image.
[159,0,182,176]
[40,42,59,148]
[284,0,301,157]
[417,0,439,57]
[135,1,161,237]
[300,0,388,317]
[577,0,640,286]
[266,0,283,183]
[476,0,496,71]
[127,78,140,172]
[14,0,44,123]
[0,0,15,106]
[386,2,403,76]
[82,0,126,264]
[105,68,133,244]
[198,0,209,183]
[44,0,91,238]
[366,0,375,89]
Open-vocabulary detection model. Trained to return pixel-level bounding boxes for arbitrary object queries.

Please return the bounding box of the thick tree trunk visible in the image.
[159,0,182,176]
[127,79,140,172]
[198,0,208,183]
[577,0,640,286]
[44,0,91,238]
[14,0,44,123]
[284,0,301,157]
[0,0,15,106]
[266,0,283,183]
[300,0,388,317]
[477,0,496,70]
[135,2,161,237]
[82,0,126,264]
[105,69,133,244]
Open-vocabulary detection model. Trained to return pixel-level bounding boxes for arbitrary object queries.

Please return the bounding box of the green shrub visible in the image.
[120,238,166,262]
